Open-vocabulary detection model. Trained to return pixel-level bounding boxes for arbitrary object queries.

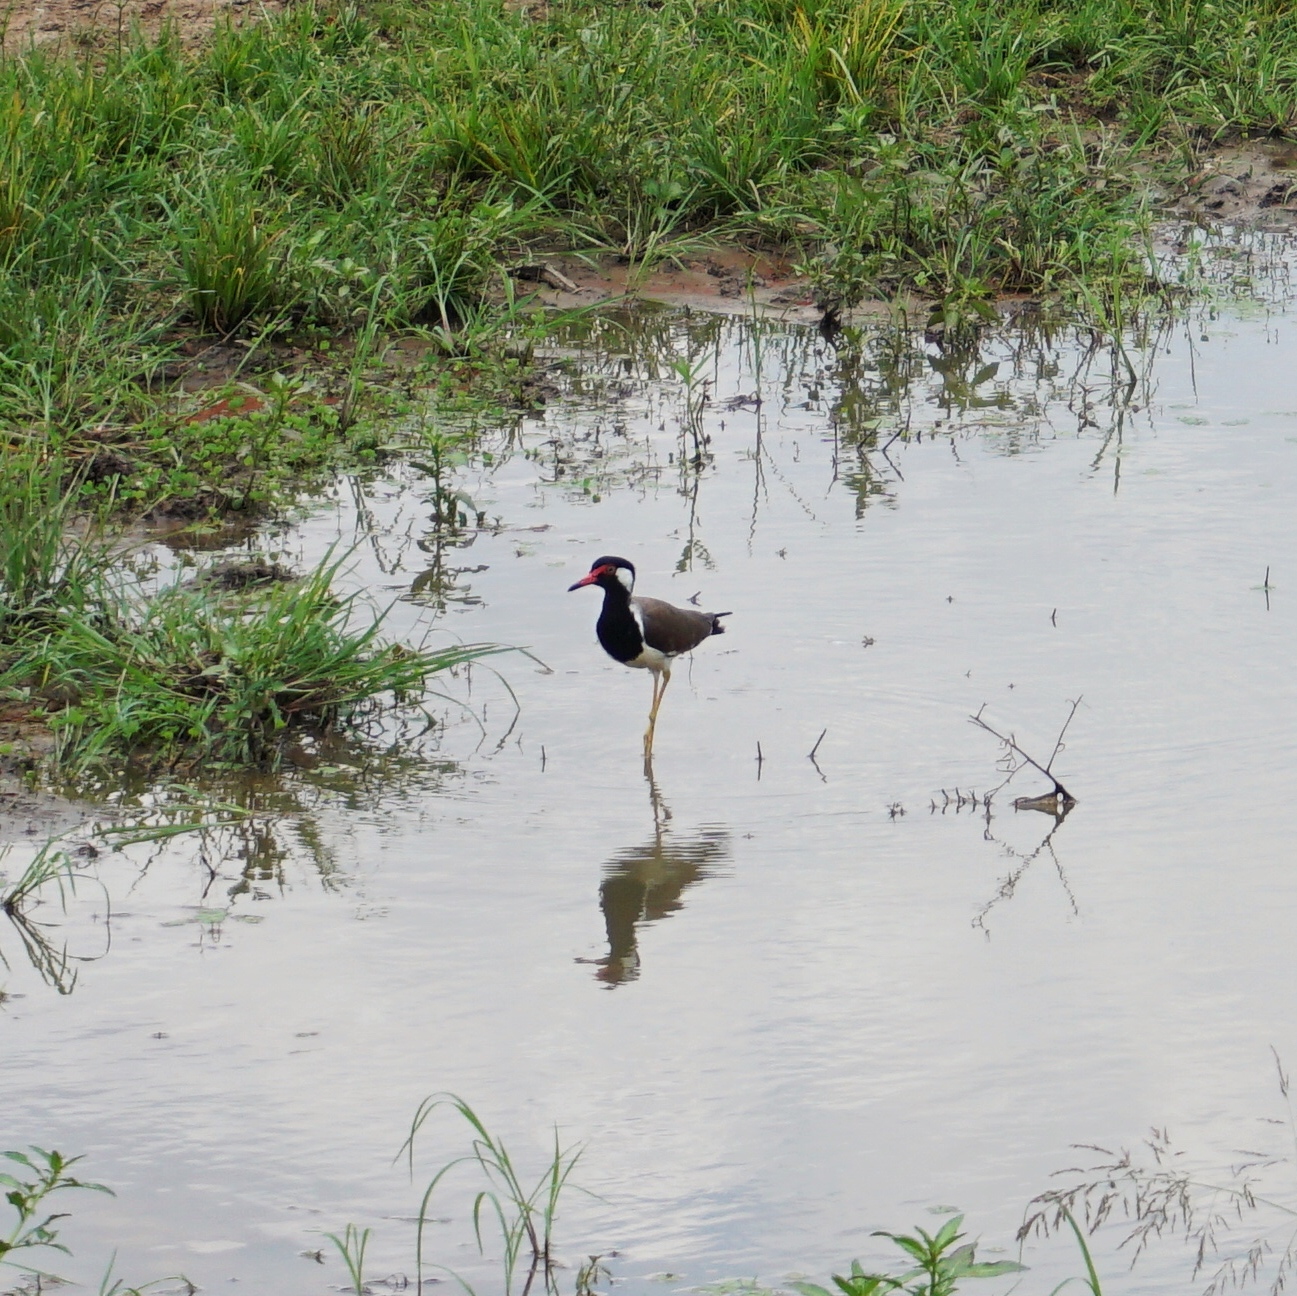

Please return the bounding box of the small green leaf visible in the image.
[960,1261,1028,1278]
[790,1282,836,1296]
[931,1215,964,1251]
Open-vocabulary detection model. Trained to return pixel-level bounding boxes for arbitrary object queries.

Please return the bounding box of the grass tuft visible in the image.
[176,179,290,333]
[6,552,507,776]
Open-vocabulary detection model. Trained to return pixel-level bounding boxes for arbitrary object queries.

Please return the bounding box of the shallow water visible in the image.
[6,280,1297,1296]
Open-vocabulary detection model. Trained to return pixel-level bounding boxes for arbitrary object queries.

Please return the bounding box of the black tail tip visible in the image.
[711,612,731,635]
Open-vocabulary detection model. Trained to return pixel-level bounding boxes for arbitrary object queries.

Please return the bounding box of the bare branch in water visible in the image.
[969,697,1082,811]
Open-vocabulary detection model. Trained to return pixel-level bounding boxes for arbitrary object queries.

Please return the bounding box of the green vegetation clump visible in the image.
[0,458,503,780]
[0,0,1287,512]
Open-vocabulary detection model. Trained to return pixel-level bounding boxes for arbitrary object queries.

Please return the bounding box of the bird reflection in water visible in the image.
[583,763,729,986]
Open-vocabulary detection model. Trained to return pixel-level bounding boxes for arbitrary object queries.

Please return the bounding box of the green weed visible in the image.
[399,1092,584,1296]
[0,464,509,781]
[792,1215,1025,1296]
[0,0,1284,512]
[1,1148,188,1293]
[324,1222,372,1296]
[0,840,94,994]
[0,841,77,916]
[0,456,115,634]
[174,178,290,333]
[10,551,507,775]
[0,1147,112,1281]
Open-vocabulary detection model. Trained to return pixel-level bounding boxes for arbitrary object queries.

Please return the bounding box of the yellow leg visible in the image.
[643,665,671,759]
[643,672,661,757]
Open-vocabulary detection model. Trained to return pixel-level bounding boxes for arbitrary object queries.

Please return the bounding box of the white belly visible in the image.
[627,644,670,671]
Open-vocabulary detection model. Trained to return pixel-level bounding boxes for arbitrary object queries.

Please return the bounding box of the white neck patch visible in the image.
[614,565,635,593]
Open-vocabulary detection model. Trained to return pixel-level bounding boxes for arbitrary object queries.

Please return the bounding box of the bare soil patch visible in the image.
[3,0,282,52]
[517,248,825,322]
[1168,140,1297,228]
[513,247,917,324]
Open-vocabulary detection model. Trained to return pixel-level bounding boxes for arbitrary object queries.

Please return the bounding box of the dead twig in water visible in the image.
[970,697,1081,813]
[807,728,827,782]
[1262,565,1274,612]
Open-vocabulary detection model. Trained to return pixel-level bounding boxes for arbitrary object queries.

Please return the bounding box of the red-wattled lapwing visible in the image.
[568,556,730,758]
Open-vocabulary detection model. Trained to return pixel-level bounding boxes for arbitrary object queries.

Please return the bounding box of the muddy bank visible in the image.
[0,776,100,844]
[516,248,827,322]
[1169,140,1297,229]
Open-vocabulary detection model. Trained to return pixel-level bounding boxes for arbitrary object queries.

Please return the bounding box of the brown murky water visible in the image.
[6,260,1297,1295]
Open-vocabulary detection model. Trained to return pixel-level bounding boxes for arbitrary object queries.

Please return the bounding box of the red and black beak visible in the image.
[568,568,602,591]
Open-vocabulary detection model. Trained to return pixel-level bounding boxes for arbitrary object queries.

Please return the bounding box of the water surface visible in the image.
[5,285,1297,1296]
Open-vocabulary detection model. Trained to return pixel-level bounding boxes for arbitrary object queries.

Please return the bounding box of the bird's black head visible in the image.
[568,556,636,594]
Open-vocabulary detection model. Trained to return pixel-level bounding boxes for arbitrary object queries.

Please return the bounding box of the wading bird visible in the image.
[568,556,730,759]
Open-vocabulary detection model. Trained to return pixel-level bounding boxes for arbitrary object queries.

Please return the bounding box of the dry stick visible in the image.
[969,696,1082,805]
[807,728,828,783]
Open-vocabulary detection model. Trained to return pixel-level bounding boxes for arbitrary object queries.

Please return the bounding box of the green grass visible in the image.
[0,0,1287,517]
[0,456,114,633]
[400,1093,584,1296]
[0,550,507,777]
[0,459,508,781]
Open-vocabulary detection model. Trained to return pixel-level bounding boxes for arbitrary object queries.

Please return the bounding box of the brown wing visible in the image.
[633,596,726,656]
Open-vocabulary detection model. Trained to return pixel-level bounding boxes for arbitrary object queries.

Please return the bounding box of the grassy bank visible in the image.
[3,0,1292,513]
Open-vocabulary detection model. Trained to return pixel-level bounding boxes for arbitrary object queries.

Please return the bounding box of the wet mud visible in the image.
[515,246,925,324]
[1170,140,1297,229]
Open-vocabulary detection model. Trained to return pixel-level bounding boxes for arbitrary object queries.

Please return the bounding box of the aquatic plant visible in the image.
[6,552,507,775]
[0,847,83,996]
[0,1147,188,1294]
[399,1093,584,1296]
[0,1147,112,1282]
[323,1222,372,1296]
[0,841,78,916]
[792,1216,1026,1296]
